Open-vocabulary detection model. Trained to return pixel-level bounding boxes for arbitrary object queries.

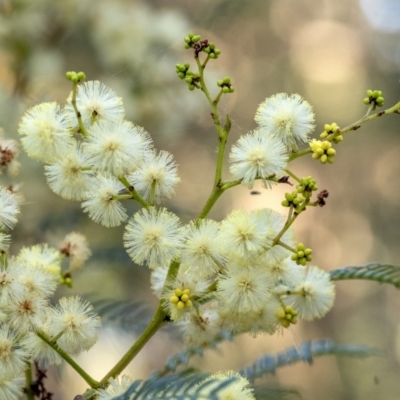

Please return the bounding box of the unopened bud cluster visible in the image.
[175,63,200,91]
[217,76,235,93]
[296,176,318,198]
[281,191,304,212]
[203,42,221,59]
[363,90,384,107]
[170,288,193,310]
[275,305,298,328]
[310,139,336,164]
[184,32,201,48]
[291,242,312,265]
[320,123,343,144]
[65,71,86,83]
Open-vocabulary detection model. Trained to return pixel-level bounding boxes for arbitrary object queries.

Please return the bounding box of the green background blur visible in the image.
[1,0,400,399]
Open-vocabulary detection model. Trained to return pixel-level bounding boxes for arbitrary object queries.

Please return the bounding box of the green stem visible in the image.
[196,180,241,221]
[288,148,312,162]
[112,194,134,201]
[25,363,35,400]
[36,331,101,389]
[99,260,179,385]
[118,177,150,208]
[99,303,167,385]
[288,101,400,163]
[338,100,400,136]
[276,240,297,253]
[272,213,299,246]
[149,180,157,206]
[196,56,213,106]
[213,89,224,105]
[70,82,88,137]
[284,169,301,183]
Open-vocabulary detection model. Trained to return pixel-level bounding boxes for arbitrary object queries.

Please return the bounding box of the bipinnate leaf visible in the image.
[111,372,237,400]
[240,340,378,382]
[329,263,400,288]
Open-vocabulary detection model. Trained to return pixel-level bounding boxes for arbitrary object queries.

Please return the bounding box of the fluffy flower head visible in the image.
[128,150,180,203]
[66,81,125,129]
[18,102,73,163]
[83,120,152,177]
[283,265,335,321]
[45,144,92,201]
[81,175,127,227]
[229,129,287,188]
[255,93,315,149]
[48,296,101,354]
[124,207,182,268]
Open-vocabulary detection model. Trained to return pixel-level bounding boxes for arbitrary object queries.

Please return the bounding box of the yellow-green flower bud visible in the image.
[326,148,336,156]
[170,295,179,304]
[275,308,286,319]
[177,301,185,310]
[181,294,189,302]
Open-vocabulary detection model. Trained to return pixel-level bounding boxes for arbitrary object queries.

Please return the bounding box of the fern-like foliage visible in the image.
[329,262,400,288]
[240,340,378,382]
[111,372,237,400]
[90,298,154,334]
[153,330,234,378]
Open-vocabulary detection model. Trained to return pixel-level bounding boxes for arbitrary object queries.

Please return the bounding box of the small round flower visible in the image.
[177,302,223,346]
[128,150,180,203]
[255,93,315,149]
[218,210,270,261]
[0,325,29,380]
[216,263,273,317]
[191,371,255,400]
[0,187,20,231]
[45,144,93,201]
[97,376,135,400]
[6,293,49,334]
[48,296,101,354]
[81,175,127,227]
[180,220,225,278]
[18,102,74,163]
[59,232,92,270]
[83,120,152,177]
[229,129,287,189]
[0,376,25,400]
[124,207,183,268]
[65,81,125,130]
[17,244,62,280]
[283,266,335,321]
[17,265,57,300]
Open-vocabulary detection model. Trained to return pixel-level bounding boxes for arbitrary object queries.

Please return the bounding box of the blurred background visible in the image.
[1,0,400,398]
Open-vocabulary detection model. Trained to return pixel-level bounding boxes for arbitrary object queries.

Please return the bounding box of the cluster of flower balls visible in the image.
[10,79,335,398]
